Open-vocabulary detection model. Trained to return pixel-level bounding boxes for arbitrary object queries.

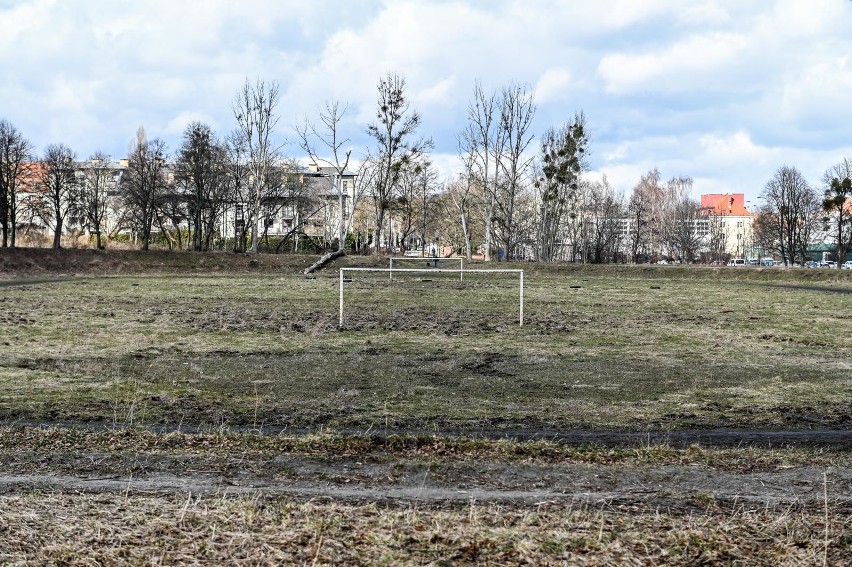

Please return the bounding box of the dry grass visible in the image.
[1,491,849,566]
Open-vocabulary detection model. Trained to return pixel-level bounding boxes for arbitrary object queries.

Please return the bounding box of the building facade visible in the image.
[700,193,754,258]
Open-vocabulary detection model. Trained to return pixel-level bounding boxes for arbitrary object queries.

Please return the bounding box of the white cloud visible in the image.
[0,0,849,201]
[763,0,848,39]
[534,68,572,104]
[416,76,458,108]
[780,57,852,127]
[603,0,673,29]
[163,111,219,136]
[676,1,732,26]
[697,131,773,165]
[597,31,749,95]
[603,143,629,162]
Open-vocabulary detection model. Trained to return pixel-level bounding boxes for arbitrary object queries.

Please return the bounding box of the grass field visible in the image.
[1,249,851,564]
[2,255,850,431]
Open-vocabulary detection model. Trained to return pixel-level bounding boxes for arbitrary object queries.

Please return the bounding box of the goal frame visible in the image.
[338,267,524,328]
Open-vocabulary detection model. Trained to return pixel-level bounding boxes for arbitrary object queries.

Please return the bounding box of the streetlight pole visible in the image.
[746,200,757,264]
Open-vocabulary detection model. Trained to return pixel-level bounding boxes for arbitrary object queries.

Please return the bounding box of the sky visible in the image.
[2,0,851,205]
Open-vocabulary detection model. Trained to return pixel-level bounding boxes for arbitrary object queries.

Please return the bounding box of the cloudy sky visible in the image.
[2,0,851,204]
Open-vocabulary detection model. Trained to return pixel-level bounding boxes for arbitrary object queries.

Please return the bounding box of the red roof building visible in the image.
[700,193,752,216]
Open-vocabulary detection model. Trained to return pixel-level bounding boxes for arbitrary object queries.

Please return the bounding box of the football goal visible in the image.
[338,267,525,328]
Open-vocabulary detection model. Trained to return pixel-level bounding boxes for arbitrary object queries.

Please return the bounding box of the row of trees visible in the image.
[755,161,852,266]
[0,125,121,251]
[2,73,850,264]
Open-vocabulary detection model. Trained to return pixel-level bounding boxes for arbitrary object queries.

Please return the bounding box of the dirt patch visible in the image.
[2,426,850,509]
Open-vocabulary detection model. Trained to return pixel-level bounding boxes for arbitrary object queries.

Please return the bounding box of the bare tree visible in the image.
[366,73,431,255]
[663,192,704,263]
[656,176,694,260]
[460,81,500,261]
[268,160,326,253]
[441,174,480,260]
[223,130,251,252]
[493,83,536,261]
[393,159,438,254]
[77,153,113,249]
[760,165,820,265]
[626,170,696,262]
[232,78,283,253]
[32,143,79,248]
[536,113,588,262]
[0,120,33,247]
[348,156,380,254]
[821,157,852,268]
[752,206,781,260]
[120,128,168,251]
[627,169,662,262]
[154,169,186,251]
[296,100,357,251]
[705,210,728,264]
[585,176,625,263]
[453,136,487,260]
[175,122,229,251]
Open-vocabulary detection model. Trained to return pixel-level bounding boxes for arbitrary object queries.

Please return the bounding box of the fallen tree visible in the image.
[304,249,346,274]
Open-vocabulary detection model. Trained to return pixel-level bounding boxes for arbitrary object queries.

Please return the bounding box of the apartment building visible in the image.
[699,193,754,257]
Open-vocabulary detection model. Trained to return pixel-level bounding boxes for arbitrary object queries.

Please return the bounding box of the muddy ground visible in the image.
[1,424,850,514]
[1,248,851,563]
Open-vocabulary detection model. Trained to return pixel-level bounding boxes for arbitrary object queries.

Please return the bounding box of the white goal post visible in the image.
[388,256,464,281]
[339,267,525,328]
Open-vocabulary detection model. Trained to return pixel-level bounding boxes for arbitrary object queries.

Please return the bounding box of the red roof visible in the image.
[700,193,751,216]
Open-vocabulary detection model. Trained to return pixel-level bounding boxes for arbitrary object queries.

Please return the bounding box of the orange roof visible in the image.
[700,193,751,216]
[18,163,48,194]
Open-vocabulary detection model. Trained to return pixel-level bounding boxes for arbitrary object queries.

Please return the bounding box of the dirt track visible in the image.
[2,447,850,510]
[2,423,851,511]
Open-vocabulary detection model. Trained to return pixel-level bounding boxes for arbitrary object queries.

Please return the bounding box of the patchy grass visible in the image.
[1,261,850,430]
[1,250,851,564]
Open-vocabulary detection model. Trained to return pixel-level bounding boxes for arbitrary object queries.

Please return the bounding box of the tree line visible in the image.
[1,74,850,265]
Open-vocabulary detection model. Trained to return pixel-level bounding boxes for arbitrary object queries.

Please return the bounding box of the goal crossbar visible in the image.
[338,267,524,328]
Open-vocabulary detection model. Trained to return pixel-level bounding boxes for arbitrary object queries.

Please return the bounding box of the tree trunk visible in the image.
[484,203,493,261]
[304,249,346,274]
[460,213,471,260]
[10,206,16,247]
[52,217,63,249]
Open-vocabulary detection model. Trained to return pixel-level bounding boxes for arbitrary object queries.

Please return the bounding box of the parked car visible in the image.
[804,261,819,269]
[727,258,746,267]
[820,261,838,269]
[842,261,852,270]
